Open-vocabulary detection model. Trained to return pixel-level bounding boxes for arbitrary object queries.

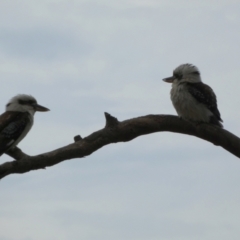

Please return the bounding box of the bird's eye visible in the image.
[27,100,36,105]
[18,100,36,105]
[192,71,200,75]
[174,73,183,80]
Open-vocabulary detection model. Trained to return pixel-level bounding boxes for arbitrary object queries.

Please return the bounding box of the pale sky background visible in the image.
[1,1,240,240]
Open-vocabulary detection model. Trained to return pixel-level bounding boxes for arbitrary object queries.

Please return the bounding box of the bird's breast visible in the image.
[170,83,212,122]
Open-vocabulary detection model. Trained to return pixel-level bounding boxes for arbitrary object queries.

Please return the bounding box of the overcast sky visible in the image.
[1,1,240,240]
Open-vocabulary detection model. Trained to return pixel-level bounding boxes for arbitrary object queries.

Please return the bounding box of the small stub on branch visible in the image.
[104,112,119,128]
[74,135,82,142]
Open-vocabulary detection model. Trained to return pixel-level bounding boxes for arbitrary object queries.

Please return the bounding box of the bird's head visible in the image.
[163,64,201,85]
[6,94,50,115]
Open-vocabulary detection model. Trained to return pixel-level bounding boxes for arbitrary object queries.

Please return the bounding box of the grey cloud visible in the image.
[0,28,93,61]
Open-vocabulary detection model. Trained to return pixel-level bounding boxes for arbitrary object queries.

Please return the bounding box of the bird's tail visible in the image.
[209,116,223,128]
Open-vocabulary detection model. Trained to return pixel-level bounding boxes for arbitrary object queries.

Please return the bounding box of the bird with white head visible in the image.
[0,94,49,156]
[163,64,223,127]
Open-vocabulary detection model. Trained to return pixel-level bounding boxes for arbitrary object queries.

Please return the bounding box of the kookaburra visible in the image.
[0,94,49,156]
[163,64,223,127]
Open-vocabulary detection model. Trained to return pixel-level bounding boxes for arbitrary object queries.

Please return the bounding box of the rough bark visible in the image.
[0,113,239,180]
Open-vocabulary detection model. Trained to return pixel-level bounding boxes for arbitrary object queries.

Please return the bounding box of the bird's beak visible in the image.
[32,103,50,112]
[163,76,175,83]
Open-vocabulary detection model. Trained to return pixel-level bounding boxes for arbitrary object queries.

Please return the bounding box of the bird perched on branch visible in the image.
[163,64,223,127]
[0,94,49,156]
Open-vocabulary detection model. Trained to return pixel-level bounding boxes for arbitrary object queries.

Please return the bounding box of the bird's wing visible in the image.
[0,112,30,155]
[186,82,222,122]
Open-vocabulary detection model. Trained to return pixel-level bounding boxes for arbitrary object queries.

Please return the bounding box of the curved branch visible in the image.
[0,113,239,179]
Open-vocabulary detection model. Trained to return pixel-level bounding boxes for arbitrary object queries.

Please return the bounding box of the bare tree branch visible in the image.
[0,113,239,180]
